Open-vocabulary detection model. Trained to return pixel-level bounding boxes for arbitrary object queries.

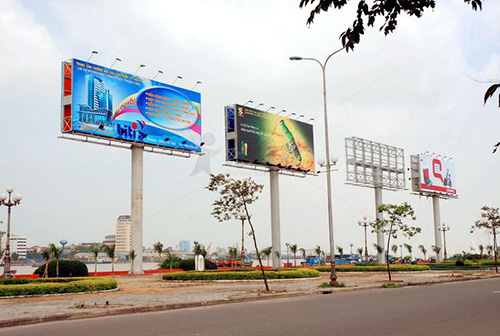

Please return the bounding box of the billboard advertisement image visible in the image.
[225,105,315,172]
[62,59,202,152]
[417,154,457,196]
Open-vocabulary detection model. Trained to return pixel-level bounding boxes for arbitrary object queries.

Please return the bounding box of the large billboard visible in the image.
[410,153,457,196]
[61,59,202,152]
[225,105,315,172]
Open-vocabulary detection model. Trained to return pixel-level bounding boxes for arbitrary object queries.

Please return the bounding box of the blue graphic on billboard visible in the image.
[69,59,202,152]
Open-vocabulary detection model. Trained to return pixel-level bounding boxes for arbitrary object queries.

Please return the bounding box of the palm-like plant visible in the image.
[289,244,298,267]
[431,245,441,260]
[153,242,164,278]
[356,247,363,257]
[101,244,116,275]
[419,245,427,261]
[404,243,413,261]
[41,249,51,278]
[315,245,322,262]
[261,247,272,267]
[391,244,398,258]
[336,246,344,260]
[129,249,137,273]
[373,243,384,259]
[478,244,484,259]
[48,244,62,278]
[486,245,493,256]
[164,251,180,271]
[88,246,100,276]
[228,246,238,268]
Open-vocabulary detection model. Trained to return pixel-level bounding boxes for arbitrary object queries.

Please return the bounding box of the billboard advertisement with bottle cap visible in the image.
[412,153,457,196]
[225,105,315,172]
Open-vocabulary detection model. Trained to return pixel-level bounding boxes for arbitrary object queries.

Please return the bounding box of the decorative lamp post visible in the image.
[358,216,370,264]
[0,187,22,280]
[60,240,68,260]
[439,224,450,262]
[238,211,251,269]
[285,242,290,268]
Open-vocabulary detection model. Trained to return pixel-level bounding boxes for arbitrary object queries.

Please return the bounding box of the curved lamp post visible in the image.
[290,46,345,285]
[60,240,68,260]
[439,224,450,262]
[0,187,22,279]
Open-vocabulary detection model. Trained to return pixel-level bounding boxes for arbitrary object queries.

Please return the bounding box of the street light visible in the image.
[60,240,68,260]
[285,242,290,268]
[238,211,251,269]
[358,216,370,264]
[439,224,450,262]
[0,187,22,279]
[290,47,345,286]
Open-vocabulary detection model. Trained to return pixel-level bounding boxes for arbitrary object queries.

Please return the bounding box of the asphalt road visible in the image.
[4,278,500,336]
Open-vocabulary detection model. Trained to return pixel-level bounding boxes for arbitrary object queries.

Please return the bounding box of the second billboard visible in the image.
[226,105,315,172]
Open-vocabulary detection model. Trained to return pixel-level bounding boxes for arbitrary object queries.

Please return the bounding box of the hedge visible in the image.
[312,265,430,272]
[0,277,117,297]
[160,258,218,271]
[33,260,89,278]
[162,268,320,281]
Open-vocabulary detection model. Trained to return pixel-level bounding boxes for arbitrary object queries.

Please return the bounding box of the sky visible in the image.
[0,0,499,257]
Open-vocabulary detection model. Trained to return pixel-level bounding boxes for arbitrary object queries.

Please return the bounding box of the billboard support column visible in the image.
[270,168,281,269]
[131,144,144,274]
[432,195,443,262]
[374,167,385,264]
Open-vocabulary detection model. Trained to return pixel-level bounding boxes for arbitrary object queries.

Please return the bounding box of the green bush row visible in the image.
[0,277,92,285]
[33,260,89,278]
[162,268,320,281]
[312,265,430,272]
[0,278,117,297]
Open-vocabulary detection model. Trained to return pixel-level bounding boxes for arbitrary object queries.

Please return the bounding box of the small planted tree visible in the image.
[89,246,100,277]
[101,244,116,275]
[207,173,269,291]
[129,249,137,273]
[404,243,413,261]
[478,244,485,259]
[471,206,500,273]
[336,246,344,260]
[228,246,238,268]
[261,247,273,267]
[290,244,298,267]
[431,245,442,261]
[299,248,307,266]
[48,244,62,278]
[391,244,398,260]
[371,202,420,281]
[419,245,427,261]
[356,247,363,257]
[153,242,164,279]
[41,249,51,278]
[315,245,322,262]
[163,251,180,271]
[373,243,384,260]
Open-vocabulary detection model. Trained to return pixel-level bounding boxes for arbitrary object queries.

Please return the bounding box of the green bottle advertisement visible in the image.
[280,120,302,163]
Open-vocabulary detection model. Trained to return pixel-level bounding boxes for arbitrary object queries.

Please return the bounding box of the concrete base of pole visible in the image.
[131,145,144,274]
[269,168,281,269]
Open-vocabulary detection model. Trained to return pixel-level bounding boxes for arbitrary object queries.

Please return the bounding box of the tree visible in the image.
[391,244,398,259]
[88,246,100,277]
[101,244,116,276]
[193,243,207,258]
[371,202,420,281]
[228,246,239,268]
[471,206,500,273]
[486,245,493,257]
[356,247,363,257]
[315,245,322,262]
[48,244,62,278]
[261,247,273,267]
[41,249,51,278]
[129,250,137,273]
[207,173,270,290]
[299,0,482,52]
[299,247,307,266]
[404,243,413,261]
[419,245,427,261]
[163,251,180,271]
[431,245,442,261]
[153,241,164,279]
[478,244,485,259]
[373,243,384,257]
[11,252,19,261]
[290,244,298,267]
[336,246,344,260]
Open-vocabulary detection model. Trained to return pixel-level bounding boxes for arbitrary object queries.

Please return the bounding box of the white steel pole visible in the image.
[269,168,282,269]
[374,167,385,264]
[131,145,144,274]
[432,196,443,262]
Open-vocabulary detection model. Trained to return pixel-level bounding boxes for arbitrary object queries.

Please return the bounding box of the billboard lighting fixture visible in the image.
[305,117,315,123]
[244,100,253,106]
[297,114,305,120]
[277,163,282,168]
[289,56,302,61]
[288,165,292,169]
[133,64,146,75]
[265,162,270,166]
[255,103,264,109]
[200,142,205,147]
[172,75,182,85]
[98,124,105,130]
[277,109,286,115]
[286,112,296,118]
[164,137,170,141]
[152,70,164,80]
[266,106,275,112]
[253,159,259,164]
[191,81,202,90]
[110,57,122,69]
[87,50,98,62]
[182,141,187,144]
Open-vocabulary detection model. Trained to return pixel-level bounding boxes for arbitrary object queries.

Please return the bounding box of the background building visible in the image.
[102,234,116,246]
[116,215,132,254]
[179,240,190,252]
[9,235,27,259]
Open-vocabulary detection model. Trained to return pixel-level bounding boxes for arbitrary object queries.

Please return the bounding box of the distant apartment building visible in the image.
[10,235,27,259]
[179,240,190,252]
[116,215,132,253]
[102,234,116,246]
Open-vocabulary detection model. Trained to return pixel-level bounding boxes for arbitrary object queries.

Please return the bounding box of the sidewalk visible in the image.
[1,270,497,328]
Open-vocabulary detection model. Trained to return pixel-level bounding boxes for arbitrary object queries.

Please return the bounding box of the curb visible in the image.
[1,275,498,329]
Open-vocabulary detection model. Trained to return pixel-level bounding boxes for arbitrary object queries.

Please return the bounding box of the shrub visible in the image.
[33,260,89,278]
[0,278,117,297]
[455,260,465,266]
[161,258,217,271]
[162,268,320,281]
[478,260,500,266]
[312,265,430,272]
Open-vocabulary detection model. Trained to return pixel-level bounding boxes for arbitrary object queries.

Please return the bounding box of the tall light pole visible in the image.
[0,187,22,279]
[358,216,370,264]
[238,211,250,269]
[285,242,290,268]
[290,46,345,285]
[439,224,450,262]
